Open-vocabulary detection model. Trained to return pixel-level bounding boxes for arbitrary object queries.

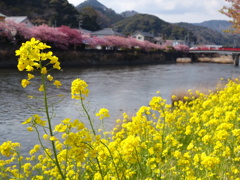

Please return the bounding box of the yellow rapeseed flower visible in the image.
[49,136,58,141]
[27,73,35,80]
[38,85,44,92]
[43,134,49,140]
[40,67,47,74]
[71,78,89,100]
[22,117,32,124]
[21,79,30,88]
[54,80,62,88]
[96,108,110,120]
[54,123,67,132]
[47,74,53,81]
[0,141,20,157]
[27,127,34,131]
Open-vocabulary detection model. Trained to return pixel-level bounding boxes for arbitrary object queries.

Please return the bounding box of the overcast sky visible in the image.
[68,0,231,23]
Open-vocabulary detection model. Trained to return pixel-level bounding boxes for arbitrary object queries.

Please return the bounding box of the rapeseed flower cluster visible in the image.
[0,39,240,179]
[16,37,61,89]
[71,78,89,100]
[96,108,110,120]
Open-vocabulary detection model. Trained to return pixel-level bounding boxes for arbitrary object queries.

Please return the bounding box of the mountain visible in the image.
[76,1,238,47]
[193,20,232,33]
[0,0,80,27]
[0,0,237,47]
[176,22,240,47]
[121,10,138,18]
[76,0,124,29]
[76,0,107,10]
[112,14,196,41]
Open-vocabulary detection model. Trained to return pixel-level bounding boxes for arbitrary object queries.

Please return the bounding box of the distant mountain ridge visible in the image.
[177,22,240,47]
[193,20,232,33]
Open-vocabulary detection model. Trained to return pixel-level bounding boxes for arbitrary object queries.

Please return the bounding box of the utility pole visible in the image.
[79,20,83,30]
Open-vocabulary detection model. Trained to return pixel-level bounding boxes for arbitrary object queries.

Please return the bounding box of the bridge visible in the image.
[189,47,240,66]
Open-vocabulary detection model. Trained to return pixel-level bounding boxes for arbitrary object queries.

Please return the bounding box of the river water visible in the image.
[1,63,240,153]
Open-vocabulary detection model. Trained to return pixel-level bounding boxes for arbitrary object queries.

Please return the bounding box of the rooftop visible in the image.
[0,13,6,17]
[132,31,154,38]
[5,16,28,23]
[91,28,124,37]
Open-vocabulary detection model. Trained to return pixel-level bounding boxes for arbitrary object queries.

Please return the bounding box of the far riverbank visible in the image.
[0,46,187,68]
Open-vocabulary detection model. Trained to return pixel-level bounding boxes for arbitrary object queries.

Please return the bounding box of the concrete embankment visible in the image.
[0,48,186,68]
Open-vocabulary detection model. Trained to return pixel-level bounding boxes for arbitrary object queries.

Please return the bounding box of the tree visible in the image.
[32,25,68,50]
[58,26,82,49]
[0,22,14,44]
[174,44,189,53]
[5,20,33,44]
[80,7,101,31]
[104,36,129,49]
[220,1,240,33]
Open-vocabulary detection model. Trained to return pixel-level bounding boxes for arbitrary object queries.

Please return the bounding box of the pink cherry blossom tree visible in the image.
[127,37,144,49]
[32,25,68,50]
[174,44,189,53]
[58,26,82,49]
[0,21,15,43]
[5,20,33,44]
[103,36,130,49]
[90,36,111,49]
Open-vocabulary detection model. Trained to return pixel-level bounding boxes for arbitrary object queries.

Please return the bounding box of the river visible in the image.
[0,63,240,153]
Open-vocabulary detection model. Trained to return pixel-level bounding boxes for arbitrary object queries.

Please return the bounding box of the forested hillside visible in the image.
[0,0,80,27]
[112,14,197,42]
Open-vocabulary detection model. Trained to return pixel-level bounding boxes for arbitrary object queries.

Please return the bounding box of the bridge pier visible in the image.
[233,53,240,66]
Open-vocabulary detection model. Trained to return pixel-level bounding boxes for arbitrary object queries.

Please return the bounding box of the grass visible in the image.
[197,55,233,64]
[171,79,228,104]
[176,57,191,63]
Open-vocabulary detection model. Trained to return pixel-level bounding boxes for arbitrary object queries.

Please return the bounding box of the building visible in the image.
[154,36,165,45]
[79,28,92,35]
[131,31,154,43]
[0,13,6,22]
[5,16,33,27]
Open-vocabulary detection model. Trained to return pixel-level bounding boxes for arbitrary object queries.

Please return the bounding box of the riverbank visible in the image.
[0,47,187,68]
[0,47,234,68]
[55,50,185,67]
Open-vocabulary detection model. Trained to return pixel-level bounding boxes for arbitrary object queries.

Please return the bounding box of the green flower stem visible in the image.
[83,142,104,179]
[34,125,55,163]
[133,146,143,177]
[100,141,120,180]
[79,91,96,135]
[64,144,70,176]
[16,151,22,178]
[41,72,65,179]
